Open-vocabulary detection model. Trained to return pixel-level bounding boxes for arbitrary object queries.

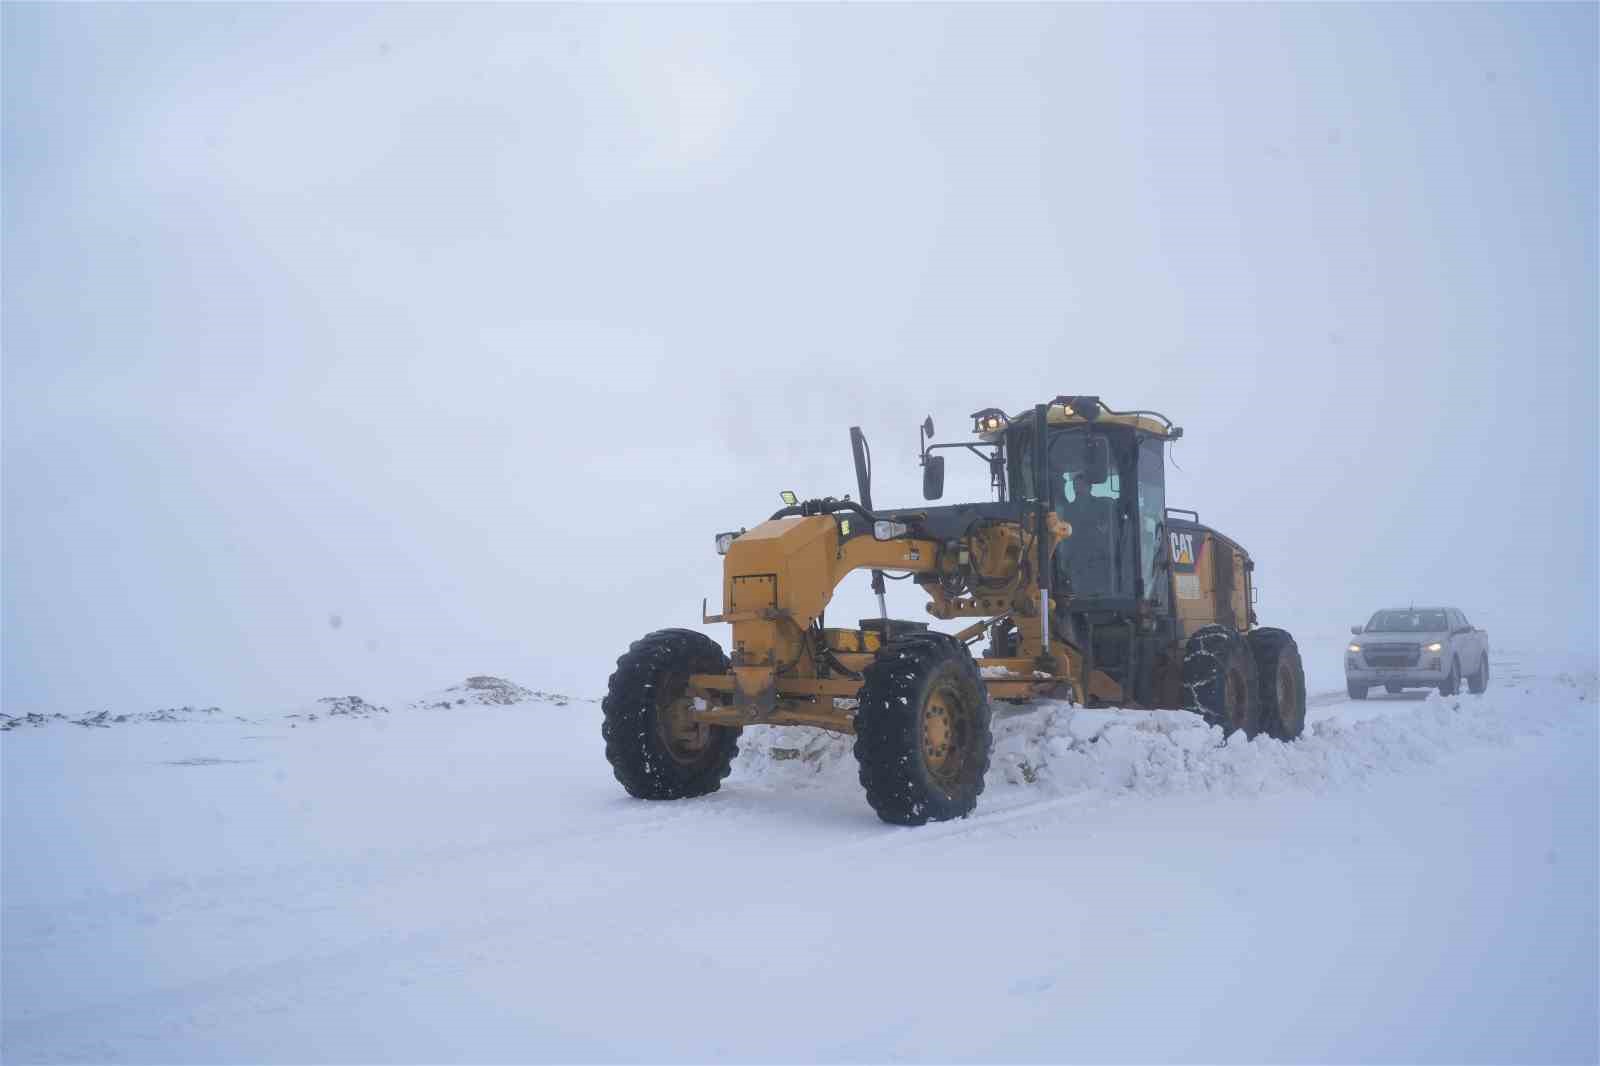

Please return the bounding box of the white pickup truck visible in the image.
[1345,607,1490,699]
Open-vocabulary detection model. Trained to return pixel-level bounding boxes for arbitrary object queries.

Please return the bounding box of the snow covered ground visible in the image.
[4,647,1595,1064]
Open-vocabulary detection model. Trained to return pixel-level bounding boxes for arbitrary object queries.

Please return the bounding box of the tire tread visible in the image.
[853,634,993,826]
[601,629,741,800]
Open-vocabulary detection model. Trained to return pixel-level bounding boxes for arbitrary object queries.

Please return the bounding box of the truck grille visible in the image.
[1364,643,1420,668]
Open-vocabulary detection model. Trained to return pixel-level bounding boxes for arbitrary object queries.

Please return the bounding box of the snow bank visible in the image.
[409,675,588,710]
[733,672,1597,804]
[0,704,240,731]
[1,676,589,731]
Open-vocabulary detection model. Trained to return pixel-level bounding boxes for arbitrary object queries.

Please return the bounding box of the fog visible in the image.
[4,4,1595,715]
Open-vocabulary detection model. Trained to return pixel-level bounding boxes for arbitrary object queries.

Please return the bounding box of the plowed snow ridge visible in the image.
[734,675,1597,800]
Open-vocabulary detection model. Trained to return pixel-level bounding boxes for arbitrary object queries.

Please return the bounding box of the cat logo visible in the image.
[1169,531,1196,569]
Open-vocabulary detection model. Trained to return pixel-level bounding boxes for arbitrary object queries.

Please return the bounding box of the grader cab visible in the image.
[601,396,1306,825]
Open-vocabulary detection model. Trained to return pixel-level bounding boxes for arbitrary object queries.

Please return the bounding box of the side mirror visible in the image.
[922,416,935,440]
[1350,625,1363,635]
[922,454,945,500]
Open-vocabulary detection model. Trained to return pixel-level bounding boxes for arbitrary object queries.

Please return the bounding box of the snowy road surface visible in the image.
[4,651,1596,1063]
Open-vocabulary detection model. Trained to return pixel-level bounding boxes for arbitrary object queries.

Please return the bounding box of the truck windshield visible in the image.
[1367,609,1448,632]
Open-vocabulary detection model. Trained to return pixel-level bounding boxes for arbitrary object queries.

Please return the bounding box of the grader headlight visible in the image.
[715,531,739,555]
[971,408,1008,434]
[873,520,910,540]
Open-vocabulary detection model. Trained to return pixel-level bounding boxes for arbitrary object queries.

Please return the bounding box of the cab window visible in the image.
[1061,470,1119,503]
[1136,437,1166,601]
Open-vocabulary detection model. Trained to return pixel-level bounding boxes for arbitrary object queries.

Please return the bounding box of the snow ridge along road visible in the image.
[4,652,1595,1064]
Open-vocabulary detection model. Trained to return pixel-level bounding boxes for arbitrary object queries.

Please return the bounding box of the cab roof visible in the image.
[975,397,1182,442]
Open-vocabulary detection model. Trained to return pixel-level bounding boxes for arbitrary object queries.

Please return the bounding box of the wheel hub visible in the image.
[658,694,711,762]
[924,703,951,765]
[922,685,968,783]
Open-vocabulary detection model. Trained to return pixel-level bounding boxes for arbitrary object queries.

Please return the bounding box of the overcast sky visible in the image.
[5,3,1596,714]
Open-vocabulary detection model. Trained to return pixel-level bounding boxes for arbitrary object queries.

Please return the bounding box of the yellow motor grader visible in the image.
[602,396,1306,824]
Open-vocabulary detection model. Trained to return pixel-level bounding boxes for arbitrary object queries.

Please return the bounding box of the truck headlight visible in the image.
[1348,643,1361,653]
[873,520,910,540]
[1424,642,1443,653]
[715,532,739,555]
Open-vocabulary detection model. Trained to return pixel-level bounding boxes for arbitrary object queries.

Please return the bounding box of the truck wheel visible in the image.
[1185,625,1261,738]
[1248,627,1306,741]
[854,634,992,826]
[1467,654,1489,695]
[1385,684,1404,694]
[1347,681,1368,700]
[1439,658,1461,697]
[602,629,742,800]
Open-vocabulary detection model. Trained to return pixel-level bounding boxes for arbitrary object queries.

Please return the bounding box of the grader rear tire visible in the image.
[602,629,741,800]
[854,634,992,826]
[1249,627,1307,741]
[1184,625,1261,738]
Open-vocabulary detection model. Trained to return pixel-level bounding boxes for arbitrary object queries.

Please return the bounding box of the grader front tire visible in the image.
[602,629,741,800]
[853,635,993,826]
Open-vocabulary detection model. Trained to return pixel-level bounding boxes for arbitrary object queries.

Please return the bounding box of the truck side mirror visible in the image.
[923,454,945,500]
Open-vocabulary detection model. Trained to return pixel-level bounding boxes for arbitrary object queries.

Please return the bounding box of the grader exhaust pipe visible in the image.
[849,425,888,621]
[1033,402,1052,660]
